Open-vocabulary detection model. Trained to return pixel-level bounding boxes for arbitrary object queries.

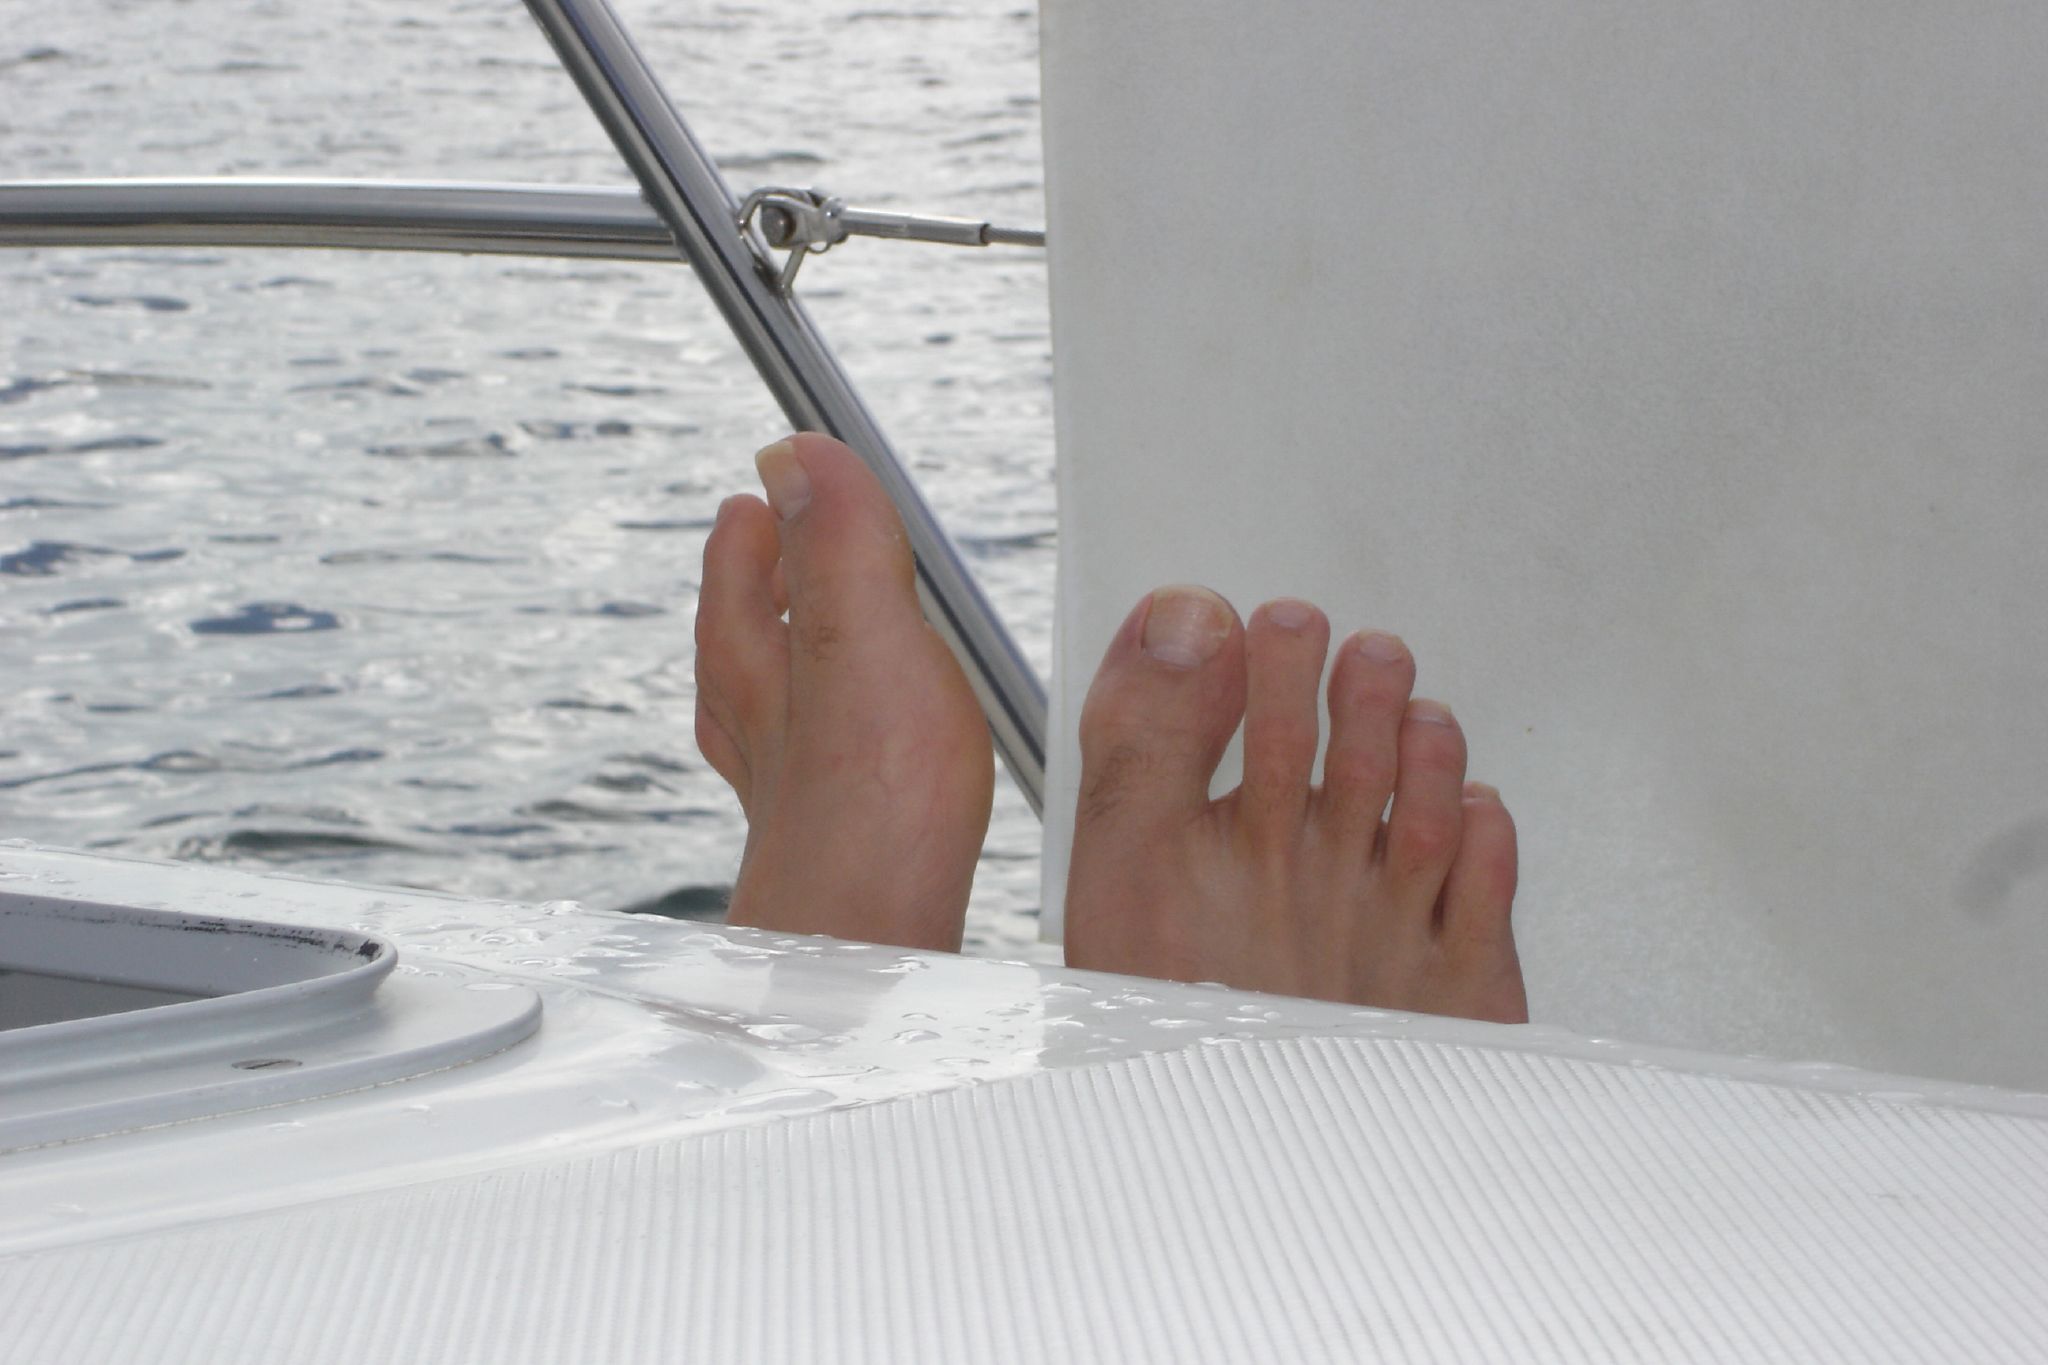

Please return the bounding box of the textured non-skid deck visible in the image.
[6,1033,2045,1363]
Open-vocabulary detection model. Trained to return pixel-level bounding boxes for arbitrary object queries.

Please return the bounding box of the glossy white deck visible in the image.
[4,846,2047,1361]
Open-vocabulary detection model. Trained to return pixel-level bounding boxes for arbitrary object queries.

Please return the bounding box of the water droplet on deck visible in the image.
[743,1022,823,1044]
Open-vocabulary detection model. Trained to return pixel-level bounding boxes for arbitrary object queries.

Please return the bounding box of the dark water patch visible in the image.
[589,601,664,619]
[498,267,638,283]
[254,275,333,290]
[503,840,626,863]
[366,432,513,459]
[1,434,166,461]
[139,810,209,830]
[925,332,956,345]
[617,884,730,921]
[251,682,343,701]
[210,533,282,545]
[0,759,128,791]
[140,750,223,774]
[614,516,715,532]
[0,46,67,71]
[4,497,116,511]
[714,150,826,170]
[0,376,67,405]
[542,698,637,715]
[401,776,482,792]
[71,293,190,313]
[956,528,1055,559]
[524,798,715,825]
[0,541,172,576]
[320,547,521,566]
[190,602,341,635]
[85,702,150,714]
[291,747,384,770]
[3,541,120,576]
[844,9,958,20]
[944,128,1023,149]
[177,829,422,862]
[442,821,550,838]
[404,367,467,385]
[50,597,124,614]
[500,347,560,361]
[605,750,693,775]
[586,771,663,794]
[289,355,343,367]
[518,417,638,440]
[291,376,423,397]
[563,381,666,398]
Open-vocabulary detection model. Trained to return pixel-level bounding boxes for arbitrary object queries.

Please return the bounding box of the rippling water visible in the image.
[1,0,1056,956]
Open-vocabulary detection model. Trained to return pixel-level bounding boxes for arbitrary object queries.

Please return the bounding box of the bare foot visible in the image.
[694,433,994,951]
[1063,588,1527,1022]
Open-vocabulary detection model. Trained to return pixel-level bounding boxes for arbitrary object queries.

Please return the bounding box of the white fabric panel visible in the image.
[6,1034,2047,1363]
[1038,0,2048,1087]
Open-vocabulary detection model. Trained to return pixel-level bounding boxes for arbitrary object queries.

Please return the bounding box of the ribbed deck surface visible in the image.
[6,1034,2046,1363]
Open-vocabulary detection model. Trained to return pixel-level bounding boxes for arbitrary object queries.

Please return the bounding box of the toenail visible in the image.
[1354,630,1407,664]
[1142,586,1232,668]
[714,493,741,524]
[755,439,810,519]
[1464,781,1501,801]
[1265,597,1315,630]
[1407,699,1457,726]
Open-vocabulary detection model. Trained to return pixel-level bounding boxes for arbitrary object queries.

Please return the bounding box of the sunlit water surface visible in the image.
[1,0,1056,957]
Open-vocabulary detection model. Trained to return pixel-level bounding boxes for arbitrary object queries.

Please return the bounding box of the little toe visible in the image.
[1382,698,1468,898]
[1320,630,1416,838]
[695,492,790,741]
[1239,598,1330,841]
[1434,782,1528,1022]
[1075,585,1246,831]
[1438,782,1518,947]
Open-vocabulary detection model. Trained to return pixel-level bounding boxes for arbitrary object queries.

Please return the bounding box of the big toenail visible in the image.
[1356,630,1407,663]
[1464,781,1501,800]
[1265,598,1315,630]
[1143,586,1232,668]
[755,439,811,519]
[1408,699,1457,726]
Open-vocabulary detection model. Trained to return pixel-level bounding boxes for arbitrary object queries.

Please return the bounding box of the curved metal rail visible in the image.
[0,178,678,260]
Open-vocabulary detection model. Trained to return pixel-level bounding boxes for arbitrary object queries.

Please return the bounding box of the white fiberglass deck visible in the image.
[3,847,2046,1362]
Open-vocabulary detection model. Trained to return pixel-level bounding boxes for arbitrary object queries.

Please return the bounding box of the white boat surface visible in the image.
[5,843,2048,1362]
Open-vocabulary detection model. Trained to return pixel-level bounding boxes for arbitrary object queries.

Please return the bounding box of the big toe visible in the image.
[754,433,924,676]
[1075,586,1246,831]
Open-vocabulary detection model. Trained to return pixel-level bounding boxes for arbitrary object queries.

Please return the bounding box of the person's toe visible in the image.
[1435,782,1527,1022]
[1320,630,1416,840]
[1076,585,1246,831]
[694,492,789,797]
[1438,782,1518,944]
[755,433,922,680]
[1381,698,1468,902]
[1238,598,1330,844]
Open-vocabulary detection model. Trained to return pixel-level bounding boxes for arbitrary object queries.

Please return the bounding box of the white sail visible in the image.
[1039,0,2048,1088]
